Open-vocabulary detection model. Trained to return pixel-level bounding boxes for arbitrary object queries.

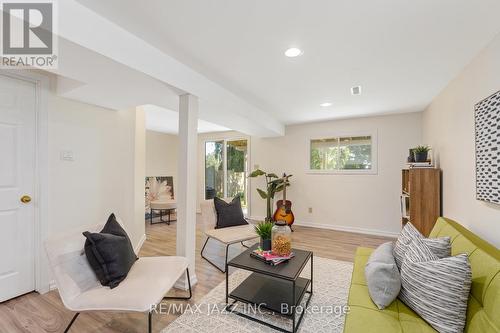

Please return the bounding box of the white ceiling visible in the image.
[76,0,500,125]
[144,105,229,134]
[50,38,180,112]
[52,41,229,134]
[29,0,282,137]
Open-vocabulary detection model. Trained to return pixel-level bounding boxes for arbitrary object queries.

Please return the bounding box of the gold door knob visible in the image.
[20,195,32,204]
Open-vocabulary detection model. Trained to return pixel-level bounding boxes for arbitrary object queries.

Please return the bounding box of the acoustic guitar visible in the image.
[273,173,295,230]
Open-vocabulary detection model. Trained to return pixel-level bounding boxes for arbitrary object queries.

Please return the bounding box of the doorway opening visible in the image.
[204,139,249,215]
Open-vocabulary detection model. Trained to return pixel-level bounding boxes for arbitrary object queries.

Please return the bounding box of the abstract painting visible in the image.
[475,90,500,204]
[145,176,174,216]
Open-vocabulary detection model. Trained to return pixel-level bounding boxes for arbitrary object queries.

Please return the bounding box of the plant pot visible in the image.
[408,149,415,163]
[260,238,272,251]
[414,151,428,162]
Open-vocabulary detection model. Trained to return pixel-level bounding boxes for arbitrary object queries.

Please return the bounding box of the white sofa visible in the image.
[200,199,259,272]
[44,218,191,333]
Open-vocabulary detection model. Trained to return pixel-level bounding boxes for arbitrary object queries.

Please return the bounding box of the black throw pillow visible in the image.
[83,213,138,289]
[213,196,248,229]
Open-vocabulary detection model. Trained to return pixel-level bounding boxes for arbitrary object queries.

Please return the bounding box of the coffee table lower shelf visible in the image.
[225,273,312,333]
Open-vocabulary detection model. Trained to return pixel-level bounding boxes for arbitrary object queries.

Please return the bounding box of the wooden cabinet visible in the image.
[401,168,441,236]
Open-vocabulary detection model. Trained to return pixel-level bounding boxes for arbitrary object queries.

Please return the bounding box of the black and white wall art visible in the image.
[475,90,500,204]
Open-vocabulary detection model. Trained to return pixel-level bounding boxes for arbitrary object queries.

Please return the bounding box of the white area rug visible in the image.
[162,256,353,333]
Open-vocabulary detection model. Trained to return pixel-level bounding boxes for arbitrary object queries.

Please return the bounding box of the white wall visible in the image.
[197,113,421,236]
[423,33,500,247]
[48,93,145,247]
[145,130,179,193]
[251,113,421,236]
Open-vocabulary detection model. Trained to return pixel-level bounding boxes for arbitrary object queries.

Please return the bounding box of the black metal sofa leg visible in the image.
[201,237,230,273]
[64,312,80,333]
[163,268,192,300]
[153,269,192,332]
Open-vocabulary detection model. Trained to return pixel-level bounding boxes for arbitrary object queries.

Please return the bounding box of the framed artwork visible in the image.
[475,90,500,204]
[145,176,174,216]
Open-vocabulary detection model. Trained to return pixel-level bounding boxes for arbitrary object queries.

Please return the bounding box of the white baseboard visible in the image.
[294,221,399,238]
[49,279,57,291]
[134,233,147,254]
[249,216,399,238]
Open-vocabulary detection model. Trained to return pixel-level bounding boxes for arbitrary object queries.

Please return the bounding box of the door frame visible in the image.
[1,70,50,293]
[202,136,251,216]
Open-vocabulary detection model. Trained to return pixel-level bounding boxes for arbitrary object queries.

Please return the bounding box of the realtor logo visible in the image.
[1,0,58,68]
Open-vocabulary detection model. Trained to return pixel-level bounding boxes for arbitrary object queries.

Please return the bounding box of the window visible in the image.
[205,139,249,210]
[309,134,376,173]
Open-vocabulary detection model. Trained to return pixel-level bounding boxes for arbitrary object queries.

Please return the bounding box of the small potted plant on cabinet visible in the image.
[254,221,273,251]
[413,145,430,162]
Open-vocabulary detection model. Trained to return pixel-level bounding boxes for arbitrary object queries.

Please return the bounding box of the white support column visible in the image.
[176,94,198,288]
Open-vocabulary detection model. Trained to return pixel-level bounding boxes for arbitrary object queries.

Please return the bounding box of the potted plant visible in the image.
[413,145,430,162]
[248,169,290,222]
[254,221,273,251]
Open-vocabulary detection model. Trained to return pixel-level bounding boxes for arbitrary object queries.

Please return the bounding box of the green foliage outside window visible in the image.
[205,140,248,206]
[310,136,372,171]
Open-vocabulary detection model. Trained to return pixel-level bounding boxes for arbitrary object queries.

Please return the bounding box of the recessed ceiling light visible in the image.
[284,47,303,57]
[320,102,332,107]
[351,86,362,95]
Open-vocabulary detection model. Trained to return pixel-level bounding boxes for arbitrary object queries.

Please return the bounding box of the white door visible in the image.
[0,74,36,302]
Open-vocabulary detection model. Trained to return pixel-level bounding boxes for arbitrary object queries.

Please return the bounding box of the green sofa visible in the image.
[343,217,500,333]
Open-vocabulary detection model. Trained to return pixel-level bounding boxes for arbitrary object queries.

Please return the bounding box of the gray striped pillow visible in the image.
[393,222,451,268]
[399,238,472,333]
[424,237,452,259]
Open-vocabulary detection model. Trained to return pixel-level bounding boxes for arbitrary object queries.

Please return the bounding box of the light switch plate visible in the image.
[60,150,75,161]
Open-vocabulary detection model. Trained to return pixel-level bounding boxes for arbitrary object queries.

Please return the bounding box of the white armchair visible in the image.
[200,199,259,272]
[44,218,191,333]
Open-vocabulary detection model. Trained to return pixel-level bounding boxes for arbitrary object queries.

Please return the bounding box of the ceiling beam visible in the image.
[57,0,284,137]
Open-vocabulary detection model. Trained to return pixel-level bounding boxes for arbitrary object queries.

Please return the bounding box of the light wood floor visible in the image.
[0,216,392,333]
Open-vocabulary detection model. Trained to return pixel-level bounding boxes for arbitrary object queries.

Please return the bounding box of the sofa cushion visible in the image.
[429,217,500,333]
[343,306,403,333]
[399,238,472,333]
[83,214,138,289]
[365,242,401,309]
[352,247,372,286]
[356,247,375,257]
[213,196,248,229]
[396,299,431,324]
[344,301,437,333]
[394,222,451,268]
[69,256,189,312]
[399,320,438,333]
[204,224,258,244]
[201,197,232,227]
[348,283,399,315]
[346,250,436,332]
[345,217,499,333]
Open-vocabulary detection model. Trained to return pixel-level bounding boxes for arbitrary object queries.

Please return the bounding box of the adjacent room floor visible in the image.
[0,217,392,333]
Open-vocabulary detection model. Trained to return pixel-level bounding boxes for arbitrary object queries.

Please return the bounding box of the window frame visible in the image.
[306,130,378,175]
[203,136,251,215]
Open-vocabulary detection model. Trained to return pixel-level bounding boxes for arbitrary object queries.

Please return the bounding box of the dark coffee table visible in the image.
[225,244,313,333]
